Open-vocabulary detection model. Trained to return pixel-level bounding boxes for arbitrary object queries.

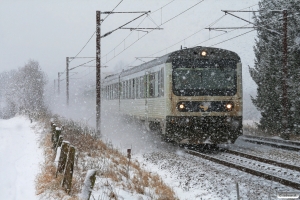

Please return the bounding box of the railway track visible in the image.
[184,147,300,190]
[240,135,300,151]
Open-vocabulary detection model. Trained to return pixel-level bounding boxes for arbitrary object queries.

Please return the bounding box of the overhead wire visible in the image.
[148,4,259,57]
[103,0,205,64]
[209,29,256,47]
[101,0,177,60]
[152,0,176,13]
[60,63,96,82]
[69,0,124,63]
[193,23,253,47]
[69,59,96,71]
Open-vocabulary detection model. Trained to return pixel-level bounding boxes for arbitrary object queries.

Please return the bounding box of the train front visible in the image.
[165,47,242,144]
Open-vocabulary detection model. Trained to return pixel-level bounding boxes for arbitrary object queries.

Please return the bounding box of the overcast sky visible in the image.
[0,0,259,100]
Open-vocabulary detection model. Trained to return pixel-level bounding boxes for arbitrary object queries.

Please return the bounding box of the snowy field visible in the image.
[0,116,42,200]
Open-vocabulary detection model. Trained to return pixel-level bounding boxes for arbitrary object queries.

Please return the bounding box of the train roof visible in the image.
[103,46,240,82]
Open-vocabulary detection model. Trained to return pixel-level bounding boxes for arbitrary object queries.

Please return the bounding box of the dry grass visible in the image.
[35,118,80,199]
[35,114,177,199]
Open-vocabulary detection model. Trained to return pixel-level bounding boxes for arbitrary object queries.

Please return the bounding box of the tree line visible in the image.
[250,0,300,138]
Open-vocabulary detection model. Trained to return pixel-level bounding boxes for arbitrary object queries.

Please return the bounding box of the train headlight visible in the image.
[225,103,233,111]
[201,50,207,57]
[179,104,185,109]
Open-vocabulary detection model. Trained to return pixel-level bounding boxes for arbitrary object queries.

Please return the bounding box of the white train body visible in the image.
[102,46,243,144]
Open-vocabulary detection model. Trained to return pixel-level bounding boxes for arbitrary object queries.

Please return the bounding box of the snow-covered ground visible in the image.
[0,116,43,200]
[135,146,300,200]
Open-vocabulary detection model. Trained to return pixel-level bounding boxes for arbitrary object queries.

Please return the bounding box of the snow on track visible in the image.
[0,116,42,200]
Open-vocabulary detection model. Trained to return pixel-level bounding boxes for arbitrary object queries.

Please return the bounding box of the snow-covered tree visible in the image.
[1,60,48,118]
[250,0,300,138]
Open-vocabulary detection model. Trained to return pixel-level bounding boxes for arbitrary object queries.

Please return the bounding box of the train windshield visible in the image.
[172,59,237,96]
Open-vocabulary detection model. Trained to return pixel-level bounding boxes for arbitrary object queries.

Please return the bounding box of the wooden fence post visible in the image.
[62,146,76,194]
[51,123,56,142]
[56,136,63,150]
[80,169,97,200]
[54,136,64,160]
[56,141,69,176]
[53,127,61,148]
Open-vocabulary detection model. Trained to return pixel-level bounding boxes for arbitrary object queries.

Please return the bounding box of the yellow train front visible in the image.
[102,46,243,145]
[162,47,242,144]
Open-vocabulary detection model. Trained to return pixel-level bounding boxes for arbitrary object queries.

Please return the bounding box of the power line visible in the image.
[101,0,124,24]
[69,0,124,63]
[69,59,96,71]
[146,15,229,57]
[152,0,176,13]
[194,23,254,46]
[101,16,148,60]
[162,0,204,25]
[75,68,96,79]
[148,4,259,57]
[101,0,176,60]
[103,0,205,64]
[209,29,255,47]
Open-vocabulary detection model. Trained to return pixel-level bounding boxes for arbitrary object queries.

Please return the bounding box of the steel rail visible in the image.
[222,149,300,172]
[243,135,300,146]
[185,149,300,190]
[240,137,300,152]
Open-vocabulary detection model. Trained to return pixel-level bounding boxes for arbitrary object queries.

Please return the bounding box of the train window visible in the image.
[113,84,116,99]
[140,76,144,98]
[109,85,111,100]
[138,77,140,98]
[129,80,131,99]
[106,86,109,100]
[131,79,133,99]
[160,68,164,96]
[125,81,127,99]
[120,83,122,99]
[126,80,130,99]
[135,78,138,99]
[118,83,120,99]
[128,80,131,99]
[114,84,116,99]
[149,73,155,98]
[124,81,126,99]
[116,83,119,99]
[129,79,132,99]
[107,85,109,100]
[155,72,159,97]
[122,82,125,99]
[158,71,161,97]
[108,85,111,99]
[108,85,111,100]
[132,79,135,99]
[111,84,113,99]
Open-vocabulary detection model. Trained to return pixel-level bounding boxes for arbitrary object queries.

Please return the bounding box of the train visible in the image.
[102,46,243,144]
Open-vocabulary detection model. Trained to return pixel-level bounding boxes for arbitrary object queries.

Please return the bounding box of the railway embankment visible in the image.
[34,112,178,200]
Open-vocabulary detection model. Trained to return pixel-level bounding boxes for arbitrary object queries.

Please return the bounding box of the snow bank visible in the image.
[0,116,43,199]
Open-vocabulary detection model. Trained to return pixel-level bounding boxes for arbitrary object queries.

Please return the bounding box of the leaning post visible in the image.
[62,145,76,194]
[56,141,70,177]
[80,169,97,200]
